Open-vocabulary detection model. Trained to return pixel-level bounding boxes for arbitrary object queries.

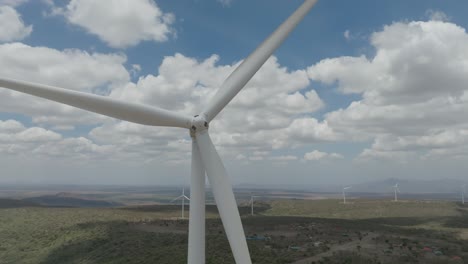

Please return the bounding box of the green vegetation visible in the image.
[0,207,184,263]
[0,199,467,263]
[0,198,40,208]
[265,199,460,219]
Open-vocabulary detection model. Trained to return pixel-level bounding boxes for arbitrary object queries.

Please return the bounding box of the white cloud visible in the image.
[0,6,32,42]
[356,148,416,163]
[303,150,343,161]
[308,56,377,94]
[52,0,175,48]
[0,0,340,168]
[286,118,337,143]
[0,119,23,132]
[32,137,115,159]
[217,0,232,7]
[0,39,328,163]
[0,0,28,6]
[425,10,450,22]
[0,42,130,127]
[344,30,350,40]
[89,54,326,161]
[269,155,298,161]
[130,64,142,77]
[372,131,468,152]
[0,120,113,159]
[309,19,468,161]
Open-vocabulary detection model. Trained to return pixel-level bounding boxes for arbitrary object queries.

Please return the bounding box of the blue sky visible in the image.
[1,0,468,187]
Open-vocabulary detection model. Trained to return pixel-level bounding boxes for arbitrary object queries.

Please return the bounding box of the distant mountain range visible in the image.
[22,192,122,208]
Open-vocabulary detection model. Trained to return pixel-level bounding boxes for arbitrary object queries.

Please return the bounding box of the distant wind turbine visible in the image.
[462,184,466,205]
[393,183,401,202]
[172,188,191,219]
[342,186,352,204]
[249,195,260,216]
[0,0,318,263]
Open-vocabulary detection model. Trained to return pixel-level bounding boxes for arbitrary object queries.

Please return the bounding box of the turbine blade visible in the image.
[201,0,318,122]
[195,130,252,264]
[171,195,184,202]
[0,77,192,128]
[183,195,191,200]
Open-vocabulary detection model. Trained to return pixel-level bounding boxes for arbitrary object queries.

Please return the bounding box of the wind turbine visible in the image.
[249,195,260,216]
[342,186,351,204]
[462,184,466,205]
[172,188,191,219]
[0,1,318,263]
[393,183,400,202]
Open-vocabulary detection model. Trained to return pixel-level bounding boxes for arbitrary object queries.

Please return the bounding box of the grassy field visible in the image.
[0,207,184,264]
[264,199,461,219]
[0,199,467,264]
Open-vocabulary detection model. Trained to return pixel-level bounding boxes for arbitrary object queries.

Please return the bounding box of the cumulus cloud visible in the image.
[425,10,450,22]
[0,0,28,6]
[343,30,351,40]
[0,120,114,159]
[309,19,468,161]
[217,0,233,7]
[356,148,417,164]
[287,118,337,143]
[0,42,130,127]
[303,150,343,161]
[269,155,298,161]
[92,54,327,161]
[0,6,32,42]
[0,38,328,162]
[0,120,61,145]
[50,0,175,48]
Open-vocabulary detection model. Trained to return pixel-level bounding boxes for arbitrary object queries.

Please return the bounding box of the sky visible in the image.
[1,0,468,187]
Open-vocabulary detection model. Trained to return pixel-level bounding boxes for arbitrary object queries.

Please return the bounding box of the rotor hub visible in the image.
[190,115,209,136]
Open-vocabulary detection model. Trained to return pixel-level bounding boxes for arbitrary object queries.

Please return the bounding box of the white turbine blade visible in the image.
[171,195,184,202]
[195,130,252,264]
[183,195,191,200]
[0,77,192,128]
[201,0,318,122]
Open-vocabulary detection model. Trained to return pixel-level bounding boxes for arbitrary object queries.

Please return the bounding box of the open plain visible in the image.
[0,187,467,264]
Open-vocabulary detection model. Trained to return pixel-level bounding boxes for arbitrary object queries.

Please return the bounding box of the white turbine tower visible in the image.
[393,183,400,202]
[462,184,466,205]
[249,195,260,216]
[0,1,318,263]
[172,188,191,219]
[342,186,351,204]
